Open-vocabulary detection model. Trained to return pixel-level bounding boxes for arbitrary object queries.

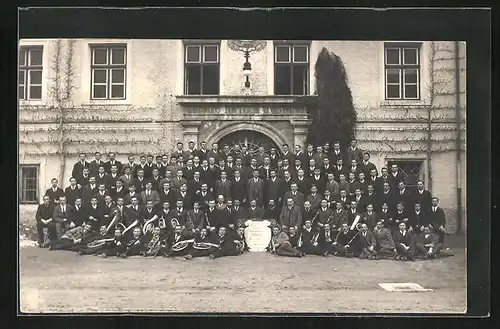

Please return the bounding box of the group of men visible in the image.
[35,139,450,260]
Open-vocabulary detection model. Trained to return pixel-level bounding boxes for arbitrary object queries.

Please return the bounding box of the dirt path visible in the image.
[19,241,466,313]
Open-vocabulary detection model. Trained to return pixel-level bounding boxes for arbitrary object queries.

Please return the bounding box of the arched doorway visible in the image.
[218,130,281,157]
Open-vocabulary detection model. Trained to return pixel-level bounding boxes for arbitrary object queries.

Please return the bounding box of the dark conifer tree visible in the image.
[306,48,357,149]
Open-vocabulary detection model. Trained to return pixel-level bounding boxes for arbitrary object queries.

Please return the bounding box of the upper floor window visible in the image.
[91,45,127,100]
[184,44,220,95]
[274,43,309,95]
[19,165,39,204]
[384,44,421,100]
[19,47,43,100]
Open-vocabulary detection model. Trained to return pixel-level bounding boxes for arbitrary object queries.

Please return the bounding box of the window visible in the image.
[19,165,39,203]
[384,44,421,100]
[18,47,43,100]
[274,44,309,95]
[184,44,220,95]
[387,160,423,192]
[90,45,127,99]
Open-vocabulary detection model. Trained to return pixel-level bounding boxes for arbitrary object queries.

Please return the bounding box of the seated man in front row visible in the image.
[332,223,358,257]
[415,225,446,259]
[184,228,219,260]
[48,222,92,251]
[209,227,241,259]
[268,225,302,257]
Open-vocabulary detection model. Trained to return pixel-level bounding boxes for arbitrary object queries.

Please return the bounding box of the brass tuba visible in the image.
[171,217,180,228]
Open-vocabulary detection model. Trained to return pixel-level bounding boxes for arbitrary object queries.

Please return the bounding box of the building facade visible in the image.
[18,39,466,233]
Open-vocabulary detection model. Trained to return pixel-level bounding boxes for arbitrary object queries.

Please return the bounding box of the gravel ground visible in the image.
[19,235,466,313]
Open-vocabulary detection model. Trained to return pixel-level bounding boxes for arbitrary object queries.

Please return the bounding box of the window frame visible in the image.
[18,46,44,100]
[273,43,310,96]
[90,44,127,100]
[184,43,220,95]
[384,44,421,100]
[386,160,424,191]
[19,165,40,204]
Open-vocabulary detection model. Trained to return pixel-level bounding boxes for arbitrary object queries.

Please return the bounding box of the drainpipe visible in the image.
[455,41,463,235]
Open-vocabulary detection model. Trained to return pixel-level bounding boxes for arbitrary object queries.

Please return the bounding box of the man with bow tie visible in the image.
[45,178,65,205]
[104,152,122,175]
[72,153,90,181]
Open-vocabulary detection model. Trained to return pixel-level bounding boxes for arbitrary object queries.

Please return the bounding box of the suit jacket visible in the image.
[195,191,212,211]
[159,189,179,206]
[330,150,345,165]
[45,187,65,204]
[36,203,54,223]
[317,208,334,225]
[429,207,446,229]
[415,232,439,246]
[104,160,122,174]
[258,165,272,180]
[89,160,105,176]
[200,167,216,190]
[109,186,127,203]
[77,174,91,188]
[177,191,193,209]
[361,211,377,229]
[279,205,302,228]
[359,161,377,177]
[265,177,284,203]
[147,175,163,192]
[195,149,209,162]
[72,161,90,180]
[85,204,104,226]
[413,189,433,212]
[187,209,205,230]
[408,210,430,230]
[119,174,135,190]
[134,177,147,193]
[352,194,368,212]
[330,209,349,229]
[388,172,405,191]
[365,192,380,211]
[338,181,350,195]
[215,179,232,199]
[283,191,305,209]
[102,202,118,225]
[380,190,397,211]
[121,163,138,176]
[81,184,98,206]
[345,147,364,166]
[171,177,187,191]
[306,193,322,210]
[310,175,327,194]
[124,205,145,226]
[205,207,229,228]
[337,197,350,210]
[295,177,311,195]
[375,175,391,194]
[94,190,109,208]
[246,206,263,219]
[143,163,157,179]
[325,180,340,198]
[123,192,141,206]
[373,227,395,249]
[393,230,414,247]
[140,190,160,208]
[352,180,368,195]
[394,189,413,209]
[187,179,203,197]
[358,230,377,249]
[182,166,196,181]
[207,150,223,163]
[64,186,81,207]
[247,178,264,205]
[262,206,279,223]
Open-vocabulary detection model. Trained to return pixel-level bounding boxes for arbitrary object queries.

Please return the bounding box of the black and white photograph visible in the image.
[16,8,477,315]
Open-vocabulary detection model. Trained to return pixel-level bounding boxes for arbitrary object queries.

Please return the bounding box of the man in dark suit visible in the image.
[89,152,105,177]
[310,168,326,195]
[107,165,122,189]
[53,196,74,239]
[321,157,334,177]
[72,153,90,181]
[246,199,264,219]
[280,144,294,165]
[268,148,279,168]
[119,166,135,191]
[395,181,413,210]
[64,177,81,207]
[376,167,391,194]
[215,171,232,200]
[95,166,111,190]
[81,176,98,206]
[357,223,377,259]
[325,173,340,200]
[388,164,404,192]
[135,155,148,178]
[280,198,302,230]
[45,178,65,205]
[177,183,193,209]
[306,185,322,210]
[333,158,347,183]
[294,144,306,165]
[94,184,109,208]
[186,201,205,232]
[345,139,363,166]
[134,169,147,193]
[186,141,197,160]
[393,221,416,260]
[330,141,344,165]
[380,182,396,212]
[330,201,349,230]
[124,196,145,230]
[140,181,160,209]
[283,183,305,211]
[195,141,209,163]
[413,180,433,212]
[247,170,264,207]
[359,152,377,178]
[429,197,446,244]
[207,143,223,163]
[77,168,91,189]
[408,202,430,234]
[121,155,138,176]
[85,196,104,230]
[353,172,368,195]
[265,170,284,208]
[124,184,141,206]
[104,152,122,175]
[262,199,280,225]
[361,204,377,230]
[72,197,87,228]
[352,188,368,213]
[258,157,272,180]
[364,184,380,211]
[295,169,310,196]
[171,142,188,160]
[195,183,212,212]
[35,195,56,246]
